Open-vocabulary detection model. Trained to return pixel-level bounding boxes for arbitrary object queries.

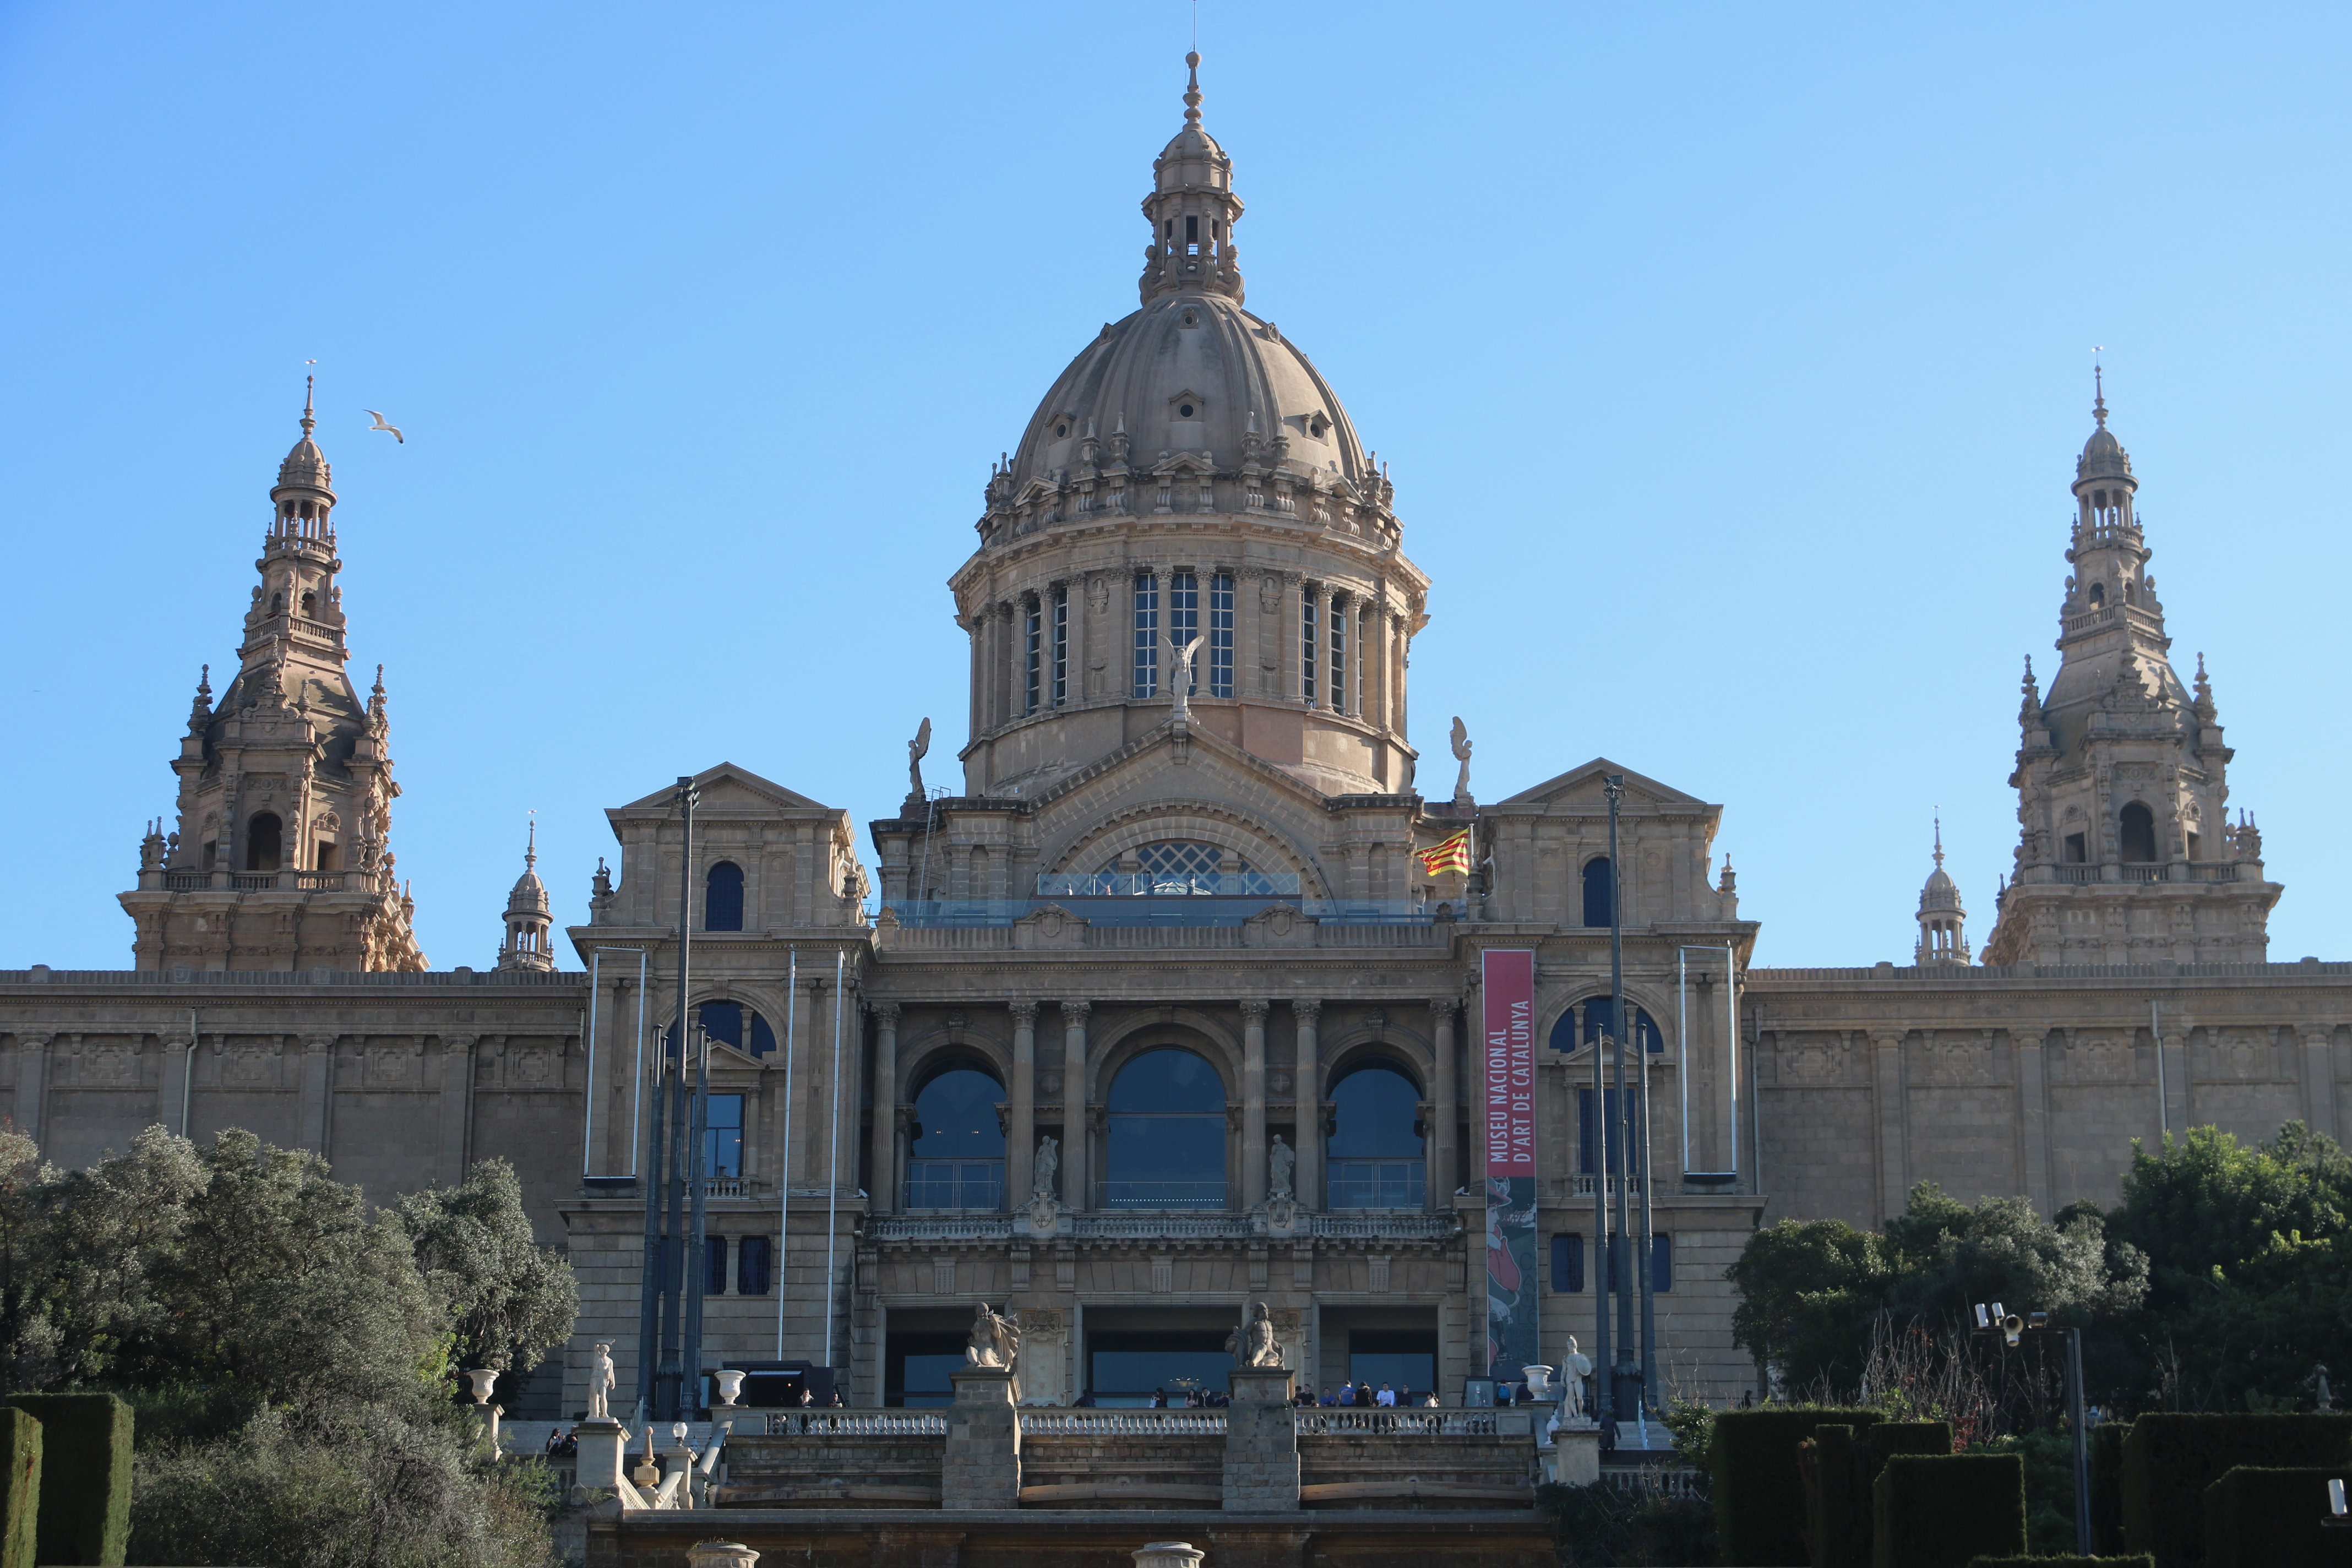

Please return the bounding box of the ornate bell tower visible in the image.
[119,385,427,972]
[1983,381,2280,965]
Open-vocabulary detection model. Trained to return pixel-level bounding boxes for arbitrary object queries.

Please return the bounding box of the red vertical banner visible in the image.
[1480,949,1538,1383]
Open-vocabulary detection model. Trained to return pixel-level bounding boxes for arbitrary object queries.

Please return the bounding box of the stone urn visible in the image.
[1133,1546,1204,1568]
[687,1544,760,1568]
[463,1368,501,1406]
[1521,1365,1555,1398]
[712,1369,748,1408]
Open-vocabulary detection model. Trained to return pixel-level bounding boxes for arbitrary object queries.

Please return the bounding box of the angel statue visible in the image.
[907,717,933,800]
[1168,632,1204,721]
[967,1302,1020,1369]
[1450,716,1473,804]
[1226,1300,1284,1369]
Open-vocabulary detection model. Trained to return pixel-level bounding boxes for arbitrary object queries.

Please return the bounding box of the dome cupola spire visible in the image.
[1140,51,1245,306]
[1914,816,1970,965]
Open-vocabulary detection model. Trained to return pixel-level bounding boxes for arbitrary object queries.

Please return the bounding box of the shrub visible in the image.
[2089,1423,2128,1556]
[4,1393,130,1566]
[1713,1407,1883,1566]
[2200,1467,2352,1568]
[1539,1479,1717,1567]
[0,1409,37,1568]
[1872,1453,2026,1568]
[1966,1557,2152,1568]
[1805,1423,1954,1568]
[2119,1414,2352,1568]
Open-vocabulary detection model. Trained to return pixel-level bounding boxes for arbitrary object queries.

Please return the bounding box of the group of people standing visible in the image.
[1298,1381,1433,1408]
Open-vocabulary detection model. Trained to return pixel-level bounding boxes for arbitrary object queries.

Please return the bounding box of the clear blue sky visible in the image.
[4,3,2345,970]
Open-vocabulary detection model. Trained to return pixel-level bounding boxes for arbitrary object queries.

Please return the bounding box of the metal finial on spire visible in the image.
[525,812,538,871]
[302,363,318,439]
[1183,50,1203,125]
[2092,347,2107,428]
[1933,814,1945,870]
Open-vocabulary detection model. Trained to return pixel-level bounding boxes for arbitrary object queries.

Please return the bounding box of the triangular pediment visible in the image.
[1493,757,1710,812]
[616,761,827,815]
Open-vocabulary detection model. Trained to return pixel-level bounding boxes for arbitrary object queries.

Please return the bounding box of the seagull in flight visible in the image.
[364,410,405,444]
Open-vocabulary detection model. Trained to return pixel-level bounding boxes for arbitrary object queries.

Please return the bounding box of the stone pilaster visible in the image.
[1292,1000,1321,1208]
[942,1367,1020,1509]
[1241,1000,1268,1208]
[1061,1001,1091,1208]
[1009,1003,1038,1202]
[871,1003,901,1212]
[1430,998,1457,1209]
[1221,1366,1299,1509]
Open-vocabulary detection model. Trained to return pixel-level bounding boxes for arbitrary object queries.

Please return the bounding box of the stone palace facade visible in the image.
[3,63,2346,1431]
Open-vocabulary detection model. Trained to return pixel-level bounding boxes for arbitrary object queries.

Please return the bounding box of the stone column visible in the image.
[870,1003,901,1213]
[301,1033,336,1159]
[436,1033,475,1180]
[14,1034,50,1145]
[1292,1000,1322,1208]
[1241,1001,1269,1208]
[1430,998,1458,1210]
[1061,1001,1091,1208]
[966,618,984,743]
[159,1032,193,1136]
[1279,572,1302,702]
[1009,1003,1038,1205]
[2158,1027,2191,1135]
[1222,1365,1300,1507]
[1871,1032,1908,1227]
[942,1366,1020,1509]
[2299,1025,2342,1146]
[2014,1028,2051,1216]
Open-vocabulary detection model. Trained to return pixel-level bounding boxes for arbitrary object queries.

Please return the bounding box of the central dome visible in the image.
[1005,294,1371,500]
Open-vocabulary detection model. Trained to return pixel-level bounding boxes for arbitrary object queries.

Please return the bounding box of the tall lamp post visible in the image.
[1977,1302,2091,1556]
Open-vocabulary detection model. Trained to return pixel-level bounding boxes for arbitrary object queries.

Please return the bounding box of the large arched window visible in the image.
[1106,1048,1226,1208]
[705,861,745,930]
[907,1063,1005,1211]
[697,1000,777,1058]
[245,813,283,873]
[1548,998,1665,1055]
[1582,857,1614,928]
[2119,803,2158,864]
[1326,1064,1425,1210]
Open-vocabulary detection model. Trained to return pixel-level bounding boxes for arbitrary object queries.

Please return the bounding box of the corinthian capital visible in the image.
[1291,999,1322,1026]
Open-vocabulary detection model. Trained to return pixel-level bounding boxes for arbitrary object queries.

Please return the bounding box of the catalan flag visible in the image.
[1417,826,1473,878]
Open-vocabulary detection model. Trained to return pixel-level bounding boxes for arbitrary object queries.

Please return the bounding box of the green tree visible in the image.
[1725,1217,1892,1391]
[396,1159,579,1376]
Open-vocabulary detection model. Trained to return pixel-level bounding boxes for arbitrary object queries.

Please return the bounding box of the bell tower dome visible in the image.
[1983,379,2280,965]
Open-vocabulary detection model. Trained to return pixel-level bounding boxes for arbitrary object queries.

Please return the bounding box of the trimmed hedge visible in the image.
[2120,1414,2352,1568]
[4,1393,130,1566]
[2089,1423,2129,1556]
[2201,1467,2352,1568]
[0,1408,38,1568]
[1967,1558,2153,1568]
[1872,1453,2026,1568]
[1806,1423,1956,1568]
[1714,1407,1884,1566]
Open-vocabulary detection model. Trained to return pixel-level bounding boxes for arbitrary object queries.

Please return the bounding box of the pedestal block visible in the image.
[1550,1424,1600,1486]
[572,1416,630,1495]
[942,1367,1020,1510]
[1222,1366,1300,1510]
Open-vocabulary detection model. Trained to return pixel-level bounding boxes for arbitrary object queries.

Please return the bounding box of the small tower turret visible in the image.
[1137,52,1245,306]
[1914,818,1970,966]
[497,820,556,972]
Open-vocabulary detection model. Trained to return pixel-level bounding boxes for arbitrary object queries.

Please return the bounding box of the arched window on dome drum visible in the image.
[1208,574,1234,697]
[1106,1048,1227,1208]
[1133,574,1160,698]
[1327,1064,1425,1210]
[1024,597,1043,715]
[1300,586,1318,705]
[1051,585,1069,707]
[245,813,282,873]
[2119,802,2158,864]
[1328,597,1347,715]
[1582,857,1615,928]
[697,1000,777,1058]
[1169,574,1200,694]
[705,861,744,931]
[907,1063,1006,1211]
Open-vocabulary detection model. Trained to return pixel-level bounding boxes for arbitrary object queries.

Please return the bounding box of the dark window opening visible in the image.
[245,813,282,872]
[888,1330,969,1408]
[2119,802,2158,864]
[1055,422,1068,438]
[2087,583,2105,608]
[705,1235,729,1295]
[705,861,745,930]
[737,1234,772,1296]
[2187,830,2202,861]
[1179,403,1195,418]
[1327,1064,1425,1210]
[1551,999,1664,1055]
[697,1001,776,1059]
[200,841,218,872]
[269,591,284,613]
[314,841,337,871]
[1577,1087,1649,1174]
[1550,1233,1585,1293]
[703,1093,744,1178]
[2064,832,2087,863]
[1581,857,1615,928]
[1106,1048,1226,1208]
